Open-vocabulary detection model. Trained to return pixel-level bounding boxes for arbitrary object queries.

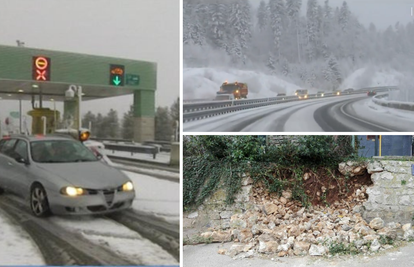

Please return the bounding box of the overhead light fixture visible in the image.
[18,89,24,93]
[32,84,39,88]
[7,94,12,97]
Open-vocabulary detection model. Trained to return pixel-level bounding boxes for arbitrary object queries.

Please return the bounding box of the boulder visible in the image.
[369,218,384,230]
[309,244,326,256]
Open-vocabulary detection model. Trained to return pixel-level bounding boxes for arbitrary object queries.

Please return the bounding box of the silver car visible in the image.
[0,135,135,217]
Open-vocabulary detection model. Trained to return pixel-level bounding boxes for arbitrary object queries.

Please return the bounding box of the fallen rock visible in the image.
[218,249,227,255]
[278,251,288,257]
[370,239,380,252]
[293,241,310,255]
[402,223,412,232]
[309,244,326,256]
[282,190,292,200]
[188,211,198,219]
[369,218,384,230]
[258,241,279,253]
[201,231,232,242]
[264,203,278,215]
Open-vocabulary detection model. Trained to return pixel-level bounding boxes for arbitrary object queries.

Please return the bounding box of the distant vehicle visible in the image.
[0,134,135,217]
[316,91,325,97]
[333,90,341,96]
[217,81,248,100]
[215,93,235,101]
[295,89,308,99]
[277,93,286,97]
[367,90,377,96]
[344,88,354,94]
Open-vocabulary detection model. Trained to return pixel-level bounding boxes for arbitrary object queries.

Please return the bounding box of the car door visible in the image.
[0,138,18,191]
[6,139,31,198]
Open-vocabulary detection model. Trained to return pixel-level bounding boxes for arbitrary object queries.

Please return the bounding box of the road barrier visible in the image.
[183,86,397,122]
[372,93,414,111]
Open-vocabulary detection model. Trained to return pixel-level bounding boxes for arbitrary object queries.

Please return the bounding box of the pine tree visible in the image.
[155,107,172,141]
[257,0,268,32]
[229,0,252,56]
[209,2,229,49]
[122,105,134,140]
[339,1,350,32]
[269,0,286,59]
[286,0,302,62]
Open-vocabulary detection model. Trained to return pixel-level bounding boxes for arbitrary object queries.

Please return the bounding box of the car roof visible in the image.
[3,134,75,142]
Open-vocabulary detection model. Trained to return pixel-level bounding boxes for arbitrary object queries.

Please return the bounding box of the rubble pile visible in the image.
[200,167,414,259]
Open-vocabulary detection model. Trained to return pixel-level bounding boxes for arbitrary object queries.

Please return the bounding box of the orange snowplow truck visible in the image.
[217,81,248,100]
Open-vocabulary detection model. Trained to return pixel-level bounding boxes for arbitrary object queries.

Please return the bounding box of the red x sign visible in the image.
[32,56,51,81]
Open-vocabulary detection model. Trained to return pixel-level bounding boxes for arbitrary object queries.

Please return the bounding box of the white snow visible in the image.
[50,216,177,265]
[339,67,403,90]
[104,149,171,164]
[184,66,405,101]
[0,209,45,265]
[124,171,179,224]
[183,67,302,100]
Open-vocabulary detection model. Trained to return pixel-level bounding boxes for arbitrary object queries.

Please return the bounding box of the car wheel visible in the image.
[30,184,51,217]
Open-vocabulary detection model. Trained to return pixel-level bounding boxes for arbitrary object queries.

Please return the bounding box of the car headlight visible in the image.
[122,181,134,191]
[61,186,84,196]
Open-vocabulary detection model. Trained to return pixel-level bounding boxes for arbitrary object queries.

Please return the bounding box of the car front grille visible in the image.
[103,189,115,206]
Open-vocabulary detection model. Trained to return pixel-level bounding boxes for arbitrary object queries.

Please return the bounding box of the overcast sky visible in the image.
[0,0,179,128]
[251,0,414,30]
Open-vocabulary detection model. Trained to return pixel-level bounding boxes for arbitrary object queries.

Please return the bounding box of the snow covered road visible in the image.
[184,94,414,132]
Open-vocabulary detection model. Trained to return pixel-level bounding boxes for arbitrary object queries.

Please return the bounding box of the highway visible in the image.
[184,94,414,132]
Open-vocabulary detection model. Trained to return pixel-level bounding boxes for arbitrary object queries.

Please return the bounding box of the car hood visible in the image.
[36,161,130,189]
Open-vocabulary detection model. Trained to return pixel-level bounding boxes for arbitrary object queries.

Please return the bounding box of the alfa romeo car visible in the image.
[0,134,135,217]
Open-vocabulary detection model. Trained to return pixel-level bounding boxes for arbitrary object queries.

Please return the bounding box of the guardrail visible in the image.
[104,143,159,159]
[183,86,397,123]
[91,138,172,152]
[372,93,414,111]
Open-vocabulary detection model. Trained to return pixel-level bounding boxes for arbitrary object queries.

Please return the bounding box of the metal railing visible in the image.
[183,86,397,123]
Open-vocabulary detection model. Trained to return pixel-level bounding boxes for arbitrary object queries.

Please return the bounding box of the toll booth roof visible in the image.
[0,44,157,102]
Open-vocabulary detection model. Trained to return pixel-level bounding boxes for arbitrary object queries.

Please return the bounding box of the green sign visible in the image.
[126,74,140,86]
[109,64,125,86]
[9,111,19,118]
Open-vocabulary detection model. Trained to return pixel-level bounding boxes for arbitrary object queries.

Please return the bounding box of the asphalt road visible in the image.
[184,242,414,267]
[183,95,414,132]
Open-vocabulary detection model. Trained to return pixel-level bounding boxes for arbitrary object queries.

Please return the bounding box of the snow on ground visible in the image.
[183,67,302,100]
[104,149,170,164]
[339,67,403,90]
[0,209,45,265]
[50,216,177,265]
[124,171,179,225]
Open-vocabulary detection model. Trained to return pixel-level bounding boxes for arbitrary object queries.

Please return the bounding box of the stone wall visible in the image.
[184,160,414,234]
[363,160,414,224]
[184,175,254,232]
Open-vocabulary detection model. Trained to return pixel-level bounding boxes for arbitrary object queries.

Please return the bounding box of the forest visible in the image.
[184,0,414,93]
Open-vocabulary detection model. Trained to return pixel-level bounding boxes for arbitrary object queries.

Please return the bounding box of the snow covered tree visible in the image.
[269,0,286,59]
[229,0,252,51]
[209,2,230,49]
[257,0,268,32]
[339,1,350,32]
[286,0,302,63]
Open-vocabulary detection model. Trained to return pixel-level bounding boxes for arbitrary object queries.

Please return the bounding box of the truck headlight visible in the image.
[122,181,134,191]
[61,186,84,196]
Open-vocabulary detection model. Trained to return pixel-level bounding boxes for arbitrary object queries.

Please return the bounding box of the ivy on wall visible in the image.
[183,135,359,210]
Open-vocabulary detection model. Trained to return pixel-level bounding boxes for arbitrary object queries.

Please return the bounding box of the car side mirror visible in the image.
[15,157,28,164]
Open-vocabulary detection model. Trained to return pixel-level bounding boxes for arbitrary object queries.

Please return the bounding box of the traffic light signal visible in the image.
[32,56,51,81]
[109,64,124,86]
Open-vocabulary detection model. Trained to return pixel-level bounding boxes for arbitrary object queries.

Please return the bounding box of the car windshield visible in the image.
[30,140,99,163]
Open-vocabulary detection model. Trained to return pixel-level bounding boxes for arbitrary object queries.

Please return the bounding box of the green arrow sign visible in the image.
[113,75,121,86]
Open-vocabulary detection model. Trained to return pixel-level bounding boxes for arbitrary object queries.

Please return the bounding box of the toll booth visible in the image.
[0,45,157,141]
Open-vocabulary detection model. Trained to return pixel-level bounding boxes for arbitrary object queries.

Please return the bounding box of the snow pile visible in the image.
[339,67,402,90]
[124,171,179,224]
[0,210,45,265]
[183,67,302,100]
